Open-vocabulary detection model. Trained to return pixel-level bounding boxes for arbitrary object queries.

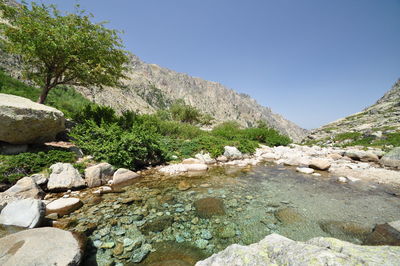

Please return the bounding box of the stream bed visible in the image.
[32,164,400,265]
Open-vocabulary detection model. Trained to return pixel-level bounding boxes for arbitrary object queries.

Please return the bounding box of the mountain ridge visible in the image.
[306,80,400,145]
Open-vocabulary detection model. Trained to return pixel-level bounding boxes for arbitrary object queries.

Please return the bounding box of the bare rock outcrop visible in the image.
[0,94,65,144]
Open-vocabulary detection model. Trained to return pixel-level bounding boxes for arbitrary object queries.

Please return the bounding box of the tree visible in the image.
[0,1,129,103]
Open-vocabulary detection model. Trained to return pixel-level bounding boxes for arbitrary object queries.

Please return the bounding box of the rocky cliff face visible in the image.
[76,55,307,141]
[307,80,400,144]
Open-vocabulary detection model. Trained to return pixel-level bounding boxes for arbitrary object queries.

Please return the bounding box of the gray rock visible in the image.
[0,93,65,144]
[0,199,45,228]
[30,173,48,186]
[0,177,43,209]
[47,163,85,191]
[0,227,84,265]
[223,146,242,158]
[380,147,400,168]
[196,233,400,266]
[85,162,115,188]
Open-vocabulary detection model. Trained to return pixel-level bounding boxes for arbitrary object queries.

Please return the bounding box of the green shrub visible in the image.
[70,120,168,170]
[243,127,292,146]
[211,121,242,140]
[0,150,76,183]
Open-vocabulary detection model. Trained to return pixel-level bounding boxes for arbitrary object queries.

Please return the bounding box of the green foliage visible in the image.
[333,132,362,142]
[0,150,76,183]
[211,121,242,140]
[243,127,292,146]
[0,1,129,103]
[169,99,203,125]
[0,70,92,118]
[70,120,167,170]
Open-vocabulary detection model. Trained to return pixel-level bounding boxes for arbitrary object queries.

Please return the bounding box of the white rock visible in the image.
[0,199,45,228]
[185,164,208,171]
[93,186,113,194]
[0,227,84,265]
[261,153,280,160]
[47,163,85,191]
[46,197,83,216]
[296,167,315,174]
[337,176,348,183]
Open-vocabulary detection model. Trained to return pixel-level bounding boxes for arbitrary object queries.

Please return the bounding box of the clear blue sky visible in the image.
[27,0,400,129]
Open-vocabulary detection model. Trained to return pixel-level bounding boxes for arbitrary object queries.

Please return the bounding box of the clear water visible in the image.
[3,163,400,265]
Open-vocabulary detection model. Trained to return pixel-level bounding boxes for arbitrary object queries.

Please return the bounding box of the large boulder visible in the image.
[0,199,45,228]
[47,163,85,191]
[84,162,115,188]
[196,233,400,266]
[380,147,400,168]
[0,227,85,265]
[0,93,65,144]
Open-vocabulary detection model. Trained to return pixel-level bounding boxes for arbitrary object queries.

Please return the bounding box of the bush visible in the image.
[0,150,76,183]
[211,121,242,140]
[243,127,292,146]
[70,120,168,170]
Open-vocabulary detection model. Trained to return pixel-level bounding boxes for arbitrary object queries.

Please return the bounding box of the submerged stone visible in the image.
[141,216,174,234]
[274,207,304,224]
[194,198,225,218]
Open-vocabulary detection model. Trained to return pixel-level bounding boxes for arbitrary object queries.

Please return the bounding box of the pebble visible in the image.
[123,238,134,247]
[175,234,185,243]
[176,208,185,213]
[100,242,115,249]
[93,240,102,248]
[195,239,209,249]
[201,229,213,240]
[191,217,199,224]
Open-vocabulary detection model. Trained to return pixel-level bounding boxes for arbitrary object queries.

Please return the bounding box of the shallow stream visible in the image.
[6,163,400,265]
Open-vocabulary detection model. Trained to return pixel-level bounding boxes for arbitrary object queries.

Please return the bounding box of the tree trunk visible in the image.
[37,86,50,104]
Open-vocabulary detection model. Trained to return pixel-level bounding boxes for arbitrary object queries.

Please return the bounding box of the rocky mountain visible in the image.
[0,52,307,141]
[307,80,400,144]
[75,54,307,141]
[0,1,307,142]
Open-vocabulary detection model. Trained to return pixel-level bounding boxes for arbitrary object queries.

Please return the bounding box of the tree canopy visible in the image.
[0,1,129,103]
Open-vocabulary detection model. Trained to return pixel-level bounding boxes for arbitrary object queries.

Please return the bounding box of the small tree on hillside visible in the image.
[0,1,129,103]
